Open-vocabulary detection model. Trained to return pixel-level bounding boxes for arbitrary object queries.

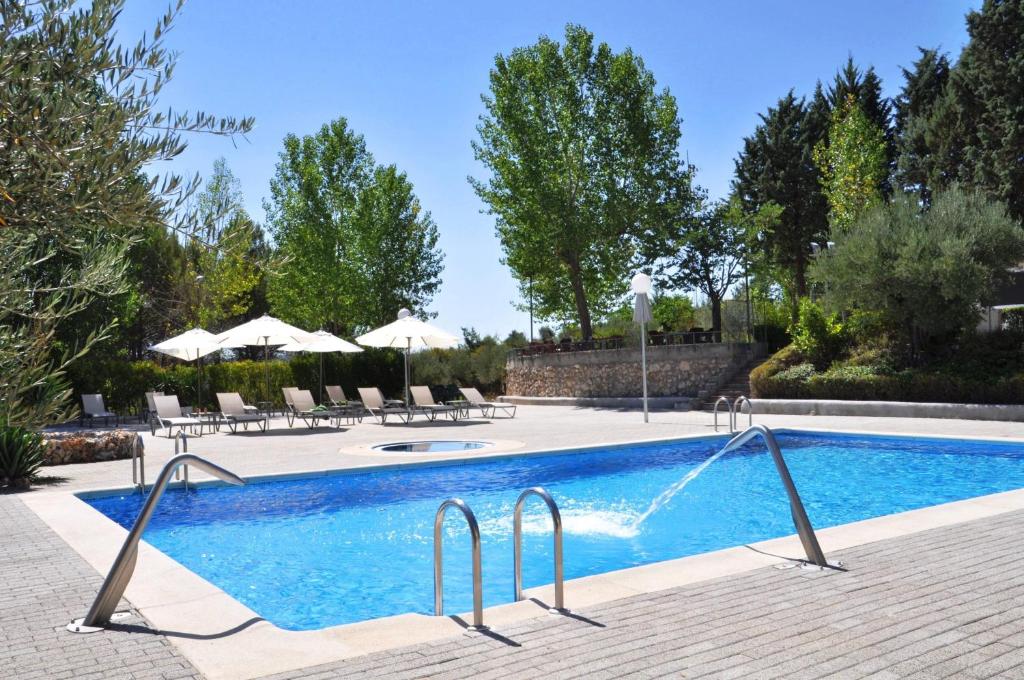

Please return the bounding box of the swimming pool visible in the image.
[84,431,1024,631]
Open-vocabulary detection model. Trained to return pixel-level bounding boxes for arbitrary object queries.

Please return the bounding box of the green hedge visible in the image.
[750,344,1024,404]
[67,350,408,413]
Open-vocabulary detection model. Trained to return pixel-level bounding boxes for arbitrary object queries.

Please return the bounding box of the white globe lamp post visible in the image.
[631,273,653,423]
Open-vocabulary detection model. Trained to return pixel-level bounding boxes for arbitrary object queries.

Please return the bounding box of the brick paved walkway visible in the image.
[6,490,1024,679]
[0,495,200,680]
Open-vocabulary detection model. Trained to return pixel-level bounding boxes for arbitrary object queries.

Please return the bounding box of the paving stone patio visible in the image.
[0,495,200,680]
[5,486,1024,678]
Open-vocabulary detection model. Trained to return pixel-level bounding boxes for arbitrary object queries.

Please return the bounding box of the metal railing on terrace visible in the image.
[509,330,723,358]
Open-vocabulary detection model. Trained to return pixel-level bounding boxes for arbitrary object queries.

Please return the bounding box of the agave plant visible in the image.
[0,425,45,490]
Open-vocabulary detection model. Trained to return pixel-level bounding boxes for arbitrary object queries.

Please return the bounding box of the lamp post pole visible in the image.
[528,275,534,342]
[631,273,653,424]
[640,317,648,423]
[194,274,205,410]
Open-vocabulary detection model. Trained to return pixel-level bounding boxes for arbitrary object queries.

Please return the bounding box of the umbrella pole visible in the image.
[197,351,202,412]
[319,353,324,404]
[264,340,270,411]
[404,339,411,406]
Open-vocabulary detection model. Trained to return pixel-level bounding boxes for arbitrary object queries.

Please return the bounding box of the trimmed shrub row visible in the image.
[751,345,1024,405]
[67,350,407,413]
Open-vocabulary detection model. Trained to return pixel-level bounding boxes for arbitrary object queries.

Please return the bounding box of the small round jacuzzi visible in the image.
[372,440,489,453]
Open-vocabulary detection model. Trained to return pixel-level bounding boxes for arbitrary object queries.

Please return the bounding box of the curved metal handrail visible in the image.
[712,396,734,432]
[721,425,828,567]
[131,435,145,492]
[434,498,486,631]
[513,487,566,612]
[173,431,189,490]
[733,396,753,429]
[68,454,245,632]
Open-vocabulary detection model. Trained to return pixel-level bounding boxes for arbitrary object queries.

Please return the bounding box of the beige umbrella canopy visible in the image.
[150,328,241,409]
[355,309,459,404]
[215,315,315,404]
[279,330,363,402]
[151,328,229,361]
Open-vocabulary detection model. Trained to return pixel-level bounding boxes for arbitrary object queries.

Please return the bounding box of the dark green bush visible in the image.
[1005,309,1024,334]
[750,341,1024,404]
[0,425,45,489]
[409,342,510,398]
[750,344,803,397]
[790,298,849,369]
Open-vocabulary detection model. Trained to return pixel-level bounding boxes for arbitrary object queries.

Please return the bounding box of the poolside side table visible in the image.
[197,412,224,435]
[256,401,274,419]
[329,405,362,427]
[446,400,470,419]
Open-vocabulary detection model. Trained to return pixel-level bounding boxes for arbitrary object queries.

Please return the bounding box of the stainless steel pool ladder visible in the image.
[513,487,567,613]
[733,395,753,430]
[68,454,245,633]
[131,434,145,492]
[173,431,191,490]
[722,425,829,568]
[434,498,486,631]
[713,396,735,432]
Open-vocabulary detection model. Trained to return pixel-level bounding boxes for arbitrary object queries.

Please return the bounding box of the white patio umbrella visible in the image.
[150,328,241,410]
[215,315,316,406]
[279,330,363,402]
[355,309,460,405]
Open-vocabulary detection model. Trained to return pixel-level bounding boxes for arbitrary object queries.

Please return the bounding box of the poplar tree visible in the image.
[814,95,888,231]
[804,58,894,195]
[266,118,443,333]
[471,24,694,340]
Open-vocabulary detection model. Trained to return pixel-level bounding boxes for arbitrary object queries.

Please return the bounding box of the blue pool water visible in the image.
[84,431,1024,631]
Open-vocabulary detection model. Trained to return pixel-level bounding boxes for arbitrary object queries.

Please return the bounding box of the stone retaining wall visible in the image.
[42,429,140,466]
[506,342,760,399]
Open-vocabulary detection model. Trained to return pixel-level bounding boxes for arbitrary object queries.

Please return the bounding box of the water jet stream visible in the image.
[629,446,730,530]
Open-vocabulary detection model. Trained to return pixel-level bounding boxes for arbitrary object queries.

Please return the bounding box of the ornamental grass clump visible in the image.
[0,425,45,490]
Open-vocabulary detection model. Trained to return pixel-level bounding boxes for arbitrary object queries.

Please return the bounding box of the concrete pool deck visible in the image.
[7,406,1024,678]
[31,405,1024,493]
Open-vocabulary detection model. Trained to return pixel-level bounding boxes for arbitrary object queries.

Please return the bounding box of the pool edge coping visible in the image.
[20,426,1024,680]
[68,425,1020,500]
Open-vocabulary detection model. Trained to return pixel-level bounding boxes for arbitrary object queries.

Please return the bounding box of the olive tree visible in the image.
[0,0,252,425]
[811,187,1024,360]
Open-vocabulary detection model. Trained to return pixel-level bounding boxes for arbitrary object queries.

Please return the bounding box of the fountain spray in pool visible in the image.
[628,446,731,530]
[503,444,734,539]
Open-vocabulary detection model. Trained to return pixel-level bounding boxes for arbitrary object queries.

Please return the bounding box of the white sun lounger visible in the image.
[150,395,201,437]
[144,391,164,423]
[216,392,268,433]
[410,386,460,421]
[357,387,414,424]
[459,387,516,418]
[285,388,333,429]
[80,394,119,427]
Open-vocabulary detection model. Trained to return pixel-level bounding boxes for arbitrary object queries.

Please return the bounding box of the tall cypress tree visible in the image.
[733,92,826,305]
[926,0,1024,220]
[893,48,951,201]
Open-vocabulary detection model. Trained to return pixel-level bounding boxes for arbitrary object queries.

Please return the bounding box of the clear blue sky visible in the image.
[117,0,976,338]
